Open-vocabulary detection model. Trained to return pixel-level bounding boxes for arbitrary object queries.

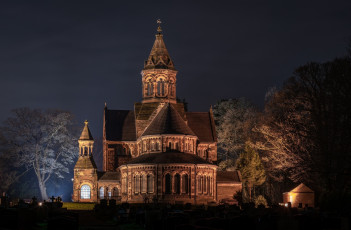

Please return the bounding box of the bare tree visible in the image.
[0,108,78,200]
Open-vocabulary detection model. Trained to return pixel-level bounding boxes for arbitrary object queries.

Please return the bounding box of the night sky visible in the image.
[1,0,350,137]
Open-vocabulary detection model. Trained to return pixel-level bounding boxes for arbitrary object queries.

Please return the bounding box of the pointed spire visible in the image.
[79,120,94,141]
[144,20,175,70]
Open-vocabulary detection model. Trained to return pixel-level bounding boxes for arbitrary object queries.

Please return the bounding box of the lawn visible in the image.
[62,202,95,210]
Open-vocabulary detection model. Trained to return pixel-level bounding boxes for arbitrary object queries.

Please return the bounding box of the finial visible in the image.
[84,120,88,126]
[157,19,162,33]
[104,102,107,108]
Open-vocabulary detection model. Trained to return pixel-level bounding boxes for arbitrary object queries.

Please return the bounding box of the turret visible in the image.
[72,120,98,202]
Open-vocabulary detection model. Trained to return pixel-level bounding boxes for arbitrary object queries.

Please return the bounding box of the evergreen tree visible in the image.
[235,144,266,202]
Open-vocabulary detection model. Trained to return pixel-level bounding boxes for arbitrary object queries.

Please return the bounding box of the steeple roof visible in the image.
[144,22,175,70]
[142,103,195,136]
[79,120,94,141]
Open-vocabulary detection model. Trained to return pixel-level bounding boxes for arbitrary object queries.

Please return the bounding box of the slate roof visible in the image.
[98,171,120,181]
[104,104,216,143]
[142,103,195,136]
[74,156,97,169]
[105,109,136,141]
[216,171,242,183]
[186,112,217,142]
[127,151,212,165]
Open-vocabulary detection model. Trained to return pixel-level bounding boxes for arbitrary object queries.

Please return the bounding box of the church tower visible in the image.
[72,121,98,202]
[141,20,178,104]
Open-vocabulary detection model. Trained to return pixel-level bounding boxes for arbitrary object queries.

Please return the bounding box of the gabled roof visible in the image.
[186,112,217,142]
[105,110,136,141]
[290,183,314,193]
[142,103,195,136]
[127,151,211,165]
[79,120,94,141]
[144,30,175,70]
[217,171,242,183]
[74,156,97,169]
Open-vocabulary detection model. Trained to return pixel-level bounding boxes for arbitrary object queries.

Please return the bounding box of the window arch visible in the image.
[81,185,91,199]
[99,187,104,199]
[165,174,172,194]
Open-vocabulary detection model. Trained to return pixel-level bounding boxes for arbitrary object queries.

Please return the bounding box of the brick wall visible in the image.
[216,183,242,202]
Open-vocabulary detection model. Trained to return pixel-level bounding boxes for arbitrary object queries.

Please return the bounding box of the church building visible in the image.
[72,23,242,204]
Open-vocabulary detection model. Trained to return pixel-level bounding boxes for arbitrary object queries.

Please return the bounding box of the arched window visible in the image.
[156,142,160,151]
[157,79,166,96]
[198,176,203,194]
[108,188,112,199]
[165,174,172,194]
[147,82,153,96]
[141,174,147,193]
[182,174,189,194]
[99,187,104,199]
[204,176,207,194]
[175,142,179,151]
[122,177,127,194]
[135,175,141,194]
[174,174,181,194]
[147,174,154,193]
[81,185,91,199]
[113,187,119,198]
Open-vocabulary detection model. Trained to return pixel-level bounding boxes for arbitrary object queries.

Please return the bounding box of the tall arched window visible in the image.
[147,174,154,193]
[198,176,203,194]
[135,175,140,194]
[113,187,119,198]
[141,174,147,193]
[99,187,104,199]
[122,177,127,194]
[81,185,91,199]
[165,174,172,194]
[156,142,160,151]
[174,174,180,194]
[182,174,189,194]
[204,176,207,194]
[147,82,153,96]
[157,79,166,96]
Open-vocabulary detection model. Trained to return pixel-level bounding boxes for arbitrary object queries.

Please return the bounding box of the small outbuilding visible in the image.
[283,183,314,208]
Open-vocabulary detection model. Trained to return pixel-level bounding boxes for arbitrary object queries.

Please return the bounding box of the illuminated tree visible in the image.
[213,98,257,162]
[235,144,266,202]
[0,108,77,200]
[251,55,351,197]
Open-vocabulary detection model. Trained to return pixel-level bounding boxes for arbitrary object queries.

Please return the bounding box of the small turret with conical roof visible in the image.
[72,120,98,202]
[141,19,178,104]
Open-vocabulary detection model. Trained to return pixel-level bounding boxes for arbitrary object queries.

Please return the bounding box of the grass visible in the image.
[62,202,95,210]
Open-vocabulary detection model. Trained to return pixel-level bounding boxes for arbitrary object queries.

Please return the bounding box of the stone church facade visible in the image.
[72,24,241,204]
